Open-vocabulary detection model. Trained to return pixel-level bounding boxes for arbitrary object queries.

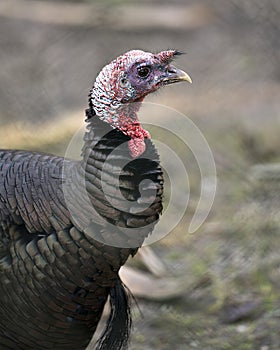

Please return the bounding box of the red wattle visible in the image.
[128,138,146,158]
[120,123,151,158]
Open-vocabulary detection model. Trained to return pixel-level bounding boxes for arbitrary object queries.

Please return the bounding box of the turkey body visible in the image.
[0,48,191,349]
[0,116,163,349]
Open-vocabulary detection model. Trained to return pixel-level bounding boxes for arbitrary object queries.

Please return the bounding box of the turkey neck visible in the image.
[90,90,151,158]
[73,107,163,251]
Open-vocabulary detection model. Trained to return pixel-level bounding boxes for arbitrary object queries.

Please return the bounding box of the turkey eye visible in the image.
[137,66,151,78]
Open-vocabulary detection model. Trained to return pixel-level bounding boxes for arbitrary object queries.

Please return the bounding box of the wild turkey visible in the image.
[0,50,191,350]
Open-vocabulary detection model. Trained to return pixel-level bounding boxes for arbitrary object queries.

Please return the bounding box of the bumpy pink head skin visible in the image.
[156,50,179,63]
[90,50,179,158]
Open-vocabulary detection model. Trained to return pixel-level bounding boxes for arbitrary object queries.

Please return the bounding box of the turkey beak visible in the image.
[162,65,192,85]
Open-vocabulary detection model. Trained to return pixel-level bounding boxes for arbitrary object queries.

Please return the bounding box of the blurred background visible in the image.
[0,0,280,349]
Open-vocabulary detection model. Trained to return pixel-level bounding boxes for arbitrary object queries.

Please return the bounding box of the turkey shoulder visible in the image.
[0,150,73,234]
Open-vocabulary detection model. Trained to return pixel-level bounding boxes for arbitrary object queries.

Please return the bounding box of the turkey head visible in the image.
[89,49,192,158]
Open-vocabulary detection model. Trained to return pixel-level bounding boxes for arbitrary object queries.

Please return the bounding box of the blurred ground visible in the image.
[0,0,280,349]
